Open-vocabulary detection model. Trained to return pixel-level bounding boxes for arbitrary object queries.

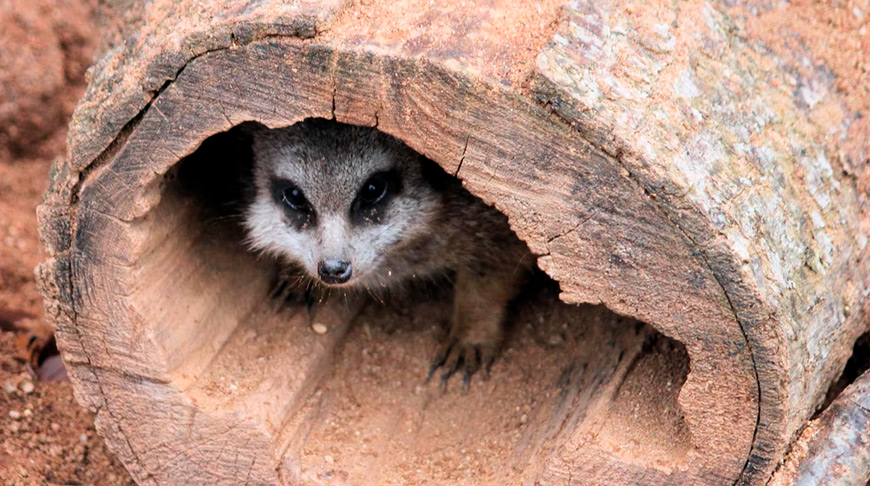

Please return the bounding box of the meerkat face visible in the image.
[243,119,439,288]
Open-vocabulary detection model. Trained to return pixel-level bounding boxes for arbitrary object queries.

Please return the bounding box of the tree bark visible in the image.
[770,368,870,486]
[35,0,867,484]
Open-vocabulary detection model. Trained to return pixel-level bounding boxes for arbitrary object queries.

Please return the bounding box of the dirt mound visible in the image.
[0,0,134,484]
[0,0,98,161]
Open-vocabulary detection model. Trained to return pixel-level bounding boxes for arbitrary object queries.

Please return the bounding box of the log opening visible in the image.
[141,122,695,483]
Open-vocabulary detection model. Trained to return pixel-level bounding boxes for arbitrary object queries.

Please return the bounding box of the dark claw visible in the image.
[428,338,493,390]
[426,344,450,383]
[439,372,451,391]
[443,346,462,373]
[438,345,463,389]
[461,369,472,392]
[427,356,445,383]
[467,346,482,374]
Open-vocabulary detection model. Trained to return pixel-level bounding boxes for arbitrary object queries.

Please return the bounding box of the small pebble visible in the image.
[23,409,32,418]
[50,423,60,432]
[79,433,89,444]
[8,422,20,433]
[8,410,21,420]
[312,323,328,335]
[324,455,335,465]
[20,381,34,394]
[519,413,529,425]
[2,381,17,394]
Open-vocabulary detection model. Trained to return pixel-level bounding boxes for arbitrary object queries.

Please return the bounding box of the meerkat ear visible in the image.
[237,123,266,152]
[241,124,284,169]
[245,123,304,163]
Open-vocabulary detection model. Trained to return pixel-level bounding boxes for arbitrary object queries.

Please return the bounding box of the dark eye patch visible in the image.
[351,169,402,225]
[271,178,316,230]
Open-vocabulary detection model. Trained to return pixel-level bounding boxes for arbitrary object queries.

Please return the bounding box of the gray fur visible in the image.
[244,118,530,293]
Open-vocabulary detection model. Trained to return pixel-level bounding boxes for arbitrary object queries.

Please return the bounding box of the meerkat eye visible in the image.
[281,184,310,212]
[358,173,390,207]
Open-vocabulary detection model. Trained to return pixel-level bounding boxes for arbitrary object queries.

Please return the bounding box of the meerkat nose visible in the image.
[317,260,352,284]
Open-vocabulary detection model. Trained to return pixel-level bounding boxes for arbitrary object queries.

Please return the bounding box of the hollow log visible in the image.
[35,0,868,484]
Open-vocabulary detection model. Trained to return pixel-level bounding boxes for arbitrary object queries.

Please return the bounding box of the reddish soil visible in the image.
[0,0,134,484]
[0,161,136,485]
[0,0,97,161]
[0,331,133,485]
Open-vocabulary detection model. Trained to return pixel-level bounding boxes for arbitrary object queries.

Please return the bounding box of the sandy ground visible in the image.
[0,149,135,485]
[0,0,135,483]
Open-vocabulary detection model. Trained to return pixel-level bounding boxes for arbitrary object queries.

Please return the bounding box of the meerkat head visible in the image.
[243,119,439,288]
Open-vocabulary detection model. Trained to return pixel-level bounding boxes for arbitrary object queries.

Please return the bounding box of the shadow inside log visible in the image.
[146,122,693,483]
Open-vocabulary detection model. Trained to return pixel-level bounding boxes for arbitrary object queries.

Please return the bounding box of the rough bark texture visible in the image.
[533,0,870,480]
[769,369,870,486]
[35,0,868,484]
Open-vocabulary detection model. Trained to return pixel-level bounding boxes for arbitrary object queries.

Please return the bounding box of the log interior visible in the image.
[126,123,694,483]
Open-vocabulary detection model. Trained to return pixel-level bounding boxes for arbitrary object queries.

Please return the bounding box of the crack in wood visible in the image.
[543,209,598,254]
[454,135,470,177]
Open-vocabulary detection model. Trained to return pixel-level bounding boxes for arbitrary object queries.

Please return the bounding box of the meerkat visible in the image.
[243,118,533,386]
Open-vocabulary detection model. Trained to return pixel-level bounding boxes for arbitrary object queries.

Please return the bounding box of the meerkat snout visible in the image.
[318,260,352,284]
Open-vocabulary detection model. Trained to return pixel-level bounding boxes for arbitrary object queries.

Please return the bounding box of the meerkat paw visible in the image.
[426,334,499,391]
[425,267,522,391]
